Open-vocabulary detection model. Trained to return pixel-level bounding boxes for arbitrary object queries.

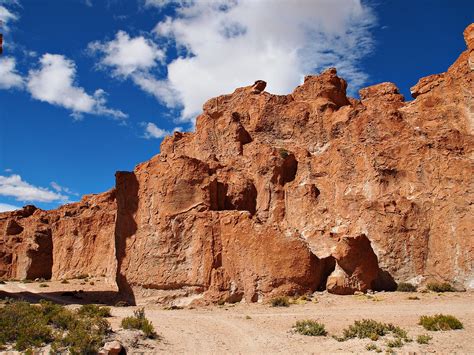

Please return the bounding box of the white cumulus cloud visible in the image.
[0,174,69,203]
[0,57,24,89]
[0,202,20,212]
[89,30,165,77]
[88,31,180,108]
[148,0,376,121]
[143,122,181,139]
[27,54,127,120]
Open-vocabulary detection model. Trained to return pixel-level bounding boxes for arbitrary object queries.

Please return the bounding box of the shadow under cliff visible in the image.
[114,171,139,306]
[0,289,123,306]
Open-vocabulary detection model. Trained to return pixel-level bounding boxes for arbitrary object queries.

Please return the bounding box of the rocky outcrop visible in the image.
[0,25,473,303]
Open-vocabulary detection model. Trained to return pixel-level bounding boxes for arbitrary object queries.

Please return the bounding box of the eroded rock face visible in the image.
[0,190,117,283]
[0,25,473,302]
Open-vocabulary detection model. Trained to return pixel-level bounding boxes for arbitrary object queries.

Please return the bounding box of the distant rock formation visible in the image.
[1,24,473,304]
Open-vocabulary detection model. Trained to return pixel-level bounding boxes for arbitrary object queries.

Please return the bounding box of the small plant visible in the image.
[426,282,455,292]
[77,304,111,318]
[271,296,290,307]
[121,308,156,339]
[386,338,403,348]
[217,299,225,306]
[75,274,88,280]
[279,148,289,159]
[89,281,95,285]
[337,319,409,342]
[365,343,382,352]
[407,296,420,300]
[39,283,49,288]
[416,334,432,344]
[60,279,69,284]
[396,282,416,292]
[293,320,327,336]
[419,314,463,331]
[245,315,252,320]
[115,300,130,307]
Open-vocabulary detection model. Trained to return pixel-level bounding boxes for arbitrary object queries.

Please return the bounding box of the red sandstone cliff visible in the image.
[1,25,473,304]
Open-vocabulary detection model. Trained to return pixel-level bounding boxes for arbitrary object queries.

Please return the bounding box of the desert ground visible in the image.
[1,278,473,354]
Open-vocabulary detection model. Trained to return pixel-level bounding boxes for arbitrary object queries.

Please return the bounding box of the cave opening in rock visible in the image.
[210,181,257,215]
[318,255,336,291]
[26,229,53,280]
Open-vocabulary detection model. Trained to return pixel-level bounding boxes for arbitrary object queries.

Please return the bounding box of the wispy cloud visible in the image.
[0,202,20,212]
[27,54,127,120]
[143,122,181,139]
[0,4,18,32]
[0,174,69,203]
[50,181,79,196]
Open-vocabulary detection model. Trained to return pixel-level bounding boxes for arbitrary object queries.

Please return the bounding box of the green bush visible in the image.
[0,300,111,353]
[365,343,381,352]
[419,314,463,331]
[270,296,290,307]
[77,304,111,318]
[416,334,432,344]
[426,282,455,292]
[279,148,289,159]
[386,338,403,348]
[396,282,416,292]
[338,319,409,342]
[121,308,156,339]
[293,320,327,336]
[0,301,53,351]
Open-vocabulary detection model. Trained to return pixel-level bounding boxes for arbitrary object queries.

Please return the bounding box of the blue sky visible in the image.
[0,0,472,211]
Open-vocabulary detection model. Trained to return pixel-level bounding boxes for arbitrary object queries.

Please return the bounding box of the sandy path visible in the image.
[110,292,474,354]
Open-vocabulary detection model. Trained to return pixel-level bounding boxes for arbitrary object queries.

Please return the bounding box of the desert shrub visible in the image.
[39,283,49,288]
[293,320,327,336]
[396,282,416,292]
[0,301,53,351]
[270,296,290,307]
[386,338,403,348]
[279,148,289,159]
[419,314,463,331]
[338,319,409,342]
[115,300,130,307]
[0,300,111,353]
[75,274,88,280]
[54,317,110,355]
[60,279,69,284]
[408,296,420,300]
[426,282,455,292]
[121,308,156,339]
[77,304,111,318]
[416,334,432,344]
[365,343,381,352]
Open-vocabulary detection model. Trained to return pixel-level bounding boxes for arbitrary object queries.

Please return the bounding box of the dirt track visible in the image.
[1,280,473,354]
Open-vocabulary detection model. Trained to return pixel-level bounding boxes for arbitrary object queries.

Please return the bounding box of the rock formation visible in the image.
[1,25,473,304]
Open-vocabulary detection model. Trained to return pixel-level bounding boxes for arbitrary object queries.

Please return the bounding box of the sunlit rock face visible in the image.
[1,25,473,304]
